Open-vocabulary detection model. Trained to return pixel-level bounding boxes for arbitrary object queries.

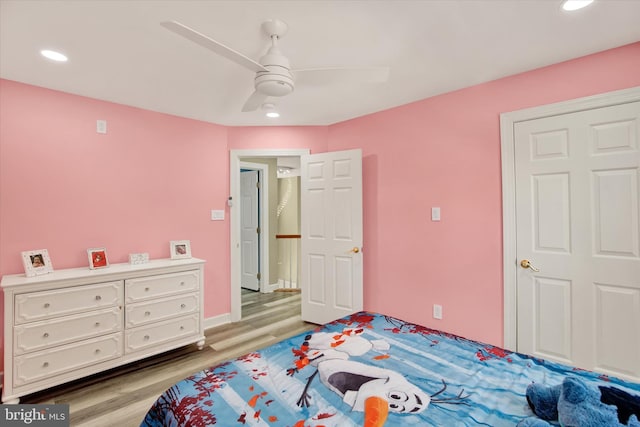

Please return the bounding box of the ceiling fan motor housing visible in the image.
[255,48,294,96]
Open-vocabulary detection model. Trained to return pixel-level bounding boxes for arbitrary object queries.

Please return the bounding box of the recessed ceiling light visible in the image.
[266,111,280,118]
[562,0,594,11]
[40,49,68,62]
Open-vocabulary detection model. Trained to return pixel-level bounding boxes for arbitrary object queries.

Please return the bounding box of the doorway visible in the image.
[230,149,309,322]
[240,164,263,292]
[501,86,640,382]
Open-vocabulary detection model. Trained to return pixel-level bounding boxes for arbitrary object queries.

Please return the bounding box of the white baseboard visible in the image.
[277,279,298,289]
[203,313,231,331]
[264,282,281,293]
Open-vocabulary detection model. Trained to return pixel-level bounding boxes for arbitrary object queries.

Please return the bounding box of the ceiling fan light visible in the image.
[40,49,68,62]
[262,103,280,118]
[562,0,594,11]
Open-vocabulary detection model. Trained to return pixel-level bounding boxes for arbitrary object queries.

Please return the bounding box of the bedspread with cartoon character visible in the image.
[140,312,640,426]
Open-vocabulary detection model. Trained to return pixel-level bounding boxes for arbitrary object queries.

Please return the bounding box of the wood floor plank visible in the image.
[19,290,312,427]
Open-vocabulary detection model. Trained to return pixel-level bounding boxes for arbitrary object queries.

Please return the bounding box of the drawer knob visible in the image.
[180,326,185,330]
[145,311,151,316]
[43,332,49,338]
[43,362,49,368]
[95,349,101,354]
[95,322,100,327]
[180,304,186,309]
[144,335,150,341]
[44,303,50,308]
[180,281,185,286]
[95,295,102,301]
[145,287,150,292]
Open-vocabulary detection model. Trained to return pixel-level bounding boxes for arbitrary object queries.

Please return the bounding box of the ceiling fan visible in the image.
[161,19,389,112]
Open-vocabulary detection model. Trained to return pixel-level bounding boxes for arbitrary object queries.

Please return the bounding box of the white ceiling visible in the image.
[2,0,640,126]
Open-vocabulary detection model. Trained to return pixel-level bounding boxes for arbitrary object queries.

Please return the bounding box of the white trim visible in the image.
[277,279,298,289]
[240,161,269,293]
[203,313,231,331]
[500,85,640,350]
[230,149,310,322]
[266,282,281,293]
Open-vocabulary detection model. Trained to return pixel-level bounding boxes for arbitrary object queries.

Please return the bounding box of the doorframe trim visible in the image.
[500,85,640,350]
[230,149,310,322]
[240,162,268,293]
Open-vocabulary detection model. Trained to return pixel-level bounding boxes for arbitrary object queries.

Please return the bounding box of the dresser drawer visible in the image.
[125,271,199,303]
[15,281,123,325]
[13,333,122,387]
[14,307,121,355]
[125,314,198,353]
[125,293,198,328]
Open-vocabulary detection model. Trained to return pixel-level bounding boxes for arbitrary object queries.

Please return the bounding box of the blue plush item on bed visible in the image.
[141,312,640,426]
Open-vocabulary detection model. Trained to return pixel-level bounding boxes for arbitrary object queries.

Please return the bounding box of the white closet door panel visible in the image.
[515,100,640,382]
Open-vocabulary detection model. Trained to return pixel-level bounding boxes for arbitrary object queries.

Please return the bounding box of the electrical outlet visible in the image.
[433,304,443,320]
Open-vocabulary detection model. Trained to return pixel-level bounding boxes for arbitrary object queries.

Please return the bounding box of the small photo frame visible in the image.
[170,240,191,259]
[21,249,54,277]
[87,248,109,269]
[129,253,149,265]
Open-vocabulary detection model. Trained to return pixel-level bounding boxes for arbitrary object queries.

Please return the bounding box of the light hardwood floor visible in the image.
[19,289,311,427]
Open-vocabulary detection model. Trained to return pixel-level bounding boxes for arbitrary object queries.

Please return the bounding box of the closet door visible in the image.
[515,101,640,382]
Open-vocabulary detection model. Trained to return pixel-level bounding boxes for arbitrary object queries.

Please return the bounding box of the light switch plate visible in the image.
[431,207,441,221]
[211,210,225,221]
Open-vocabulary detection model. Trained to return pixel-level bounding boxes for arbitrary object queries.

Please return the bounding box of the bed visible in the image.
[141,311,640,426]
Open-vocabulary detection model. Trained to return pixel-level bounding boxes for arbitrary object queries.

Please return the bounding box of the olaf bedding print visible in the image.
[141,312,640,426]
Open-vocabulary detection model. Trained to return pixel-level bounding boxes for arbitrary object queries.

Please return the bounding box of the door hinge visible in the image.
[257,272,261,280]
[256,181,261,189]
[256,227,260,234]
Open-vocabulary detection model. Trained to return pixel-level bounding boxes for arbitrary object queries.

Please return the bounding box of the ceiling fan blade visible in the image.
[241,90,269,112]
[161,21,267,73]
[292,66,390,86]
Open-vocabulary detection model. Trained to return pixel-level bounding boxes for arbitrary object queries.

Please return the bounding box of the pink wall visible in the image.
[0,80,233,304]
[228,126,328,152]
[0,81,231,371]
[0,80,329,372]
[328,41,640,346]
[1,41,639,375]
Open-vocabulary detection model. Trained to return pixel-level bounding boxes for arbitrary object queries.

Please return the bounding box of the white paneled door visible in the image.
[241,170,260,291]
[515,101,640,382]
[301,149,363,325]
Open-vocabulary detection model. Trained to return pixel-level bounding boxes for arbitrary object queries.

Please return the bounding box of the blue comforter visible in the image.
[141,311,640,426]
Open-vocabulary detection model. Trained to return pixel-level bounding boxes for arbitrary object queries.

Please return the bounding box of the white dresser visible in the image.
[2,258,205,404]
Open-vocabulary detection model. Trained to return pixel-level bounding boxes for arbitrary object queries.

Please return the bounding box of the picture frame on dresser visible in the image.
[87,247,109,269]
[21,249,53,277]
[170,240,191,259]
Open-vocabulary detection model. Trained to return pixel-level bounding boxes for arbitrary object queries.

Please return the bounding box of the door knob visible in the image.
[350,247,360,254]
[520,259,540,272]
